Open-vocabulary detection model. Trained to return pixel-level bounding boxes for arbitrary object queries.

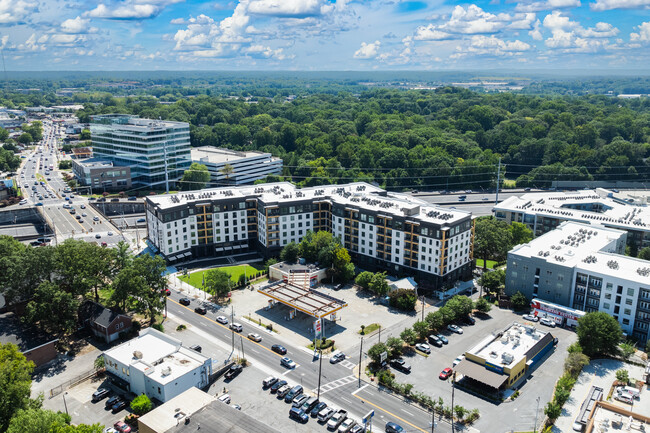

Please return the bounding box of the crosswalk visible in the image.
[339,360,356,370]
[314,375,357,394]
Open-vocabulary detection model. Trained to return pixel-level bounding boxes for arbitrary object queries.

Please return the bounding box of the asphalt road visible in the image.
[16,122,122,245]
[165,290,464,433]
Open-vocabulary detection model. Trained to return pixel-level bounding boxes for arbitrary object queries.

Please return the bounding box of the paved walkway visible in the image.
[553,358,647,433]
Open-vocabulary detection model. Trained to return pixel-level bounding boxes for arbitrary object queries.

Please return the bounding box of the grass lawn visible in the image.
[359,323,381,335]
[475,259,498,269]
[179,263,266,288]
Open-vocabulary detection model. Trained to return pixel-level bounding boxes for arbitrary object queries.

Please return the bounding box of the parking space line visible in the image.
[352,393,427,433]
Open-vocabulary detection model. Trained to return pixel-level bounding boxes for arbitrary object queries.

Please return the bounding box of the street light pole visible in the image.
[451,372,457,433]
[358,336,363,388]
[62,392,69,417]
[533,396,540,433]
[317,349,323,401]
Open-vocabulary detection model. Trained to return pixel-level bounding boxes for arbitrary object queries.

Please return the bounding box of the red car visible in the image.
[114,421,132,433]
[163,289,171,296]
[439,368,453,380]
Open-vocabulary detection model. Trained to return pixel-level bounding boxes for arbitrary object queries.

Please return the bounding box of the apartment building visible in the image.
[191,146,283,186]
[506,221,650,343]
[90,114,191,191]
[145,182,475,290]
[494,189,650,249]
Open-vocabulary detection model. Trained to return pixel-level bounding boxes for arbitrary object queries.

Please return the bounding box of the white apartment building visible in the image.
[191,146,282,186]
[102,328,212,403]
[145,182,475,291]
[506,221,650,343]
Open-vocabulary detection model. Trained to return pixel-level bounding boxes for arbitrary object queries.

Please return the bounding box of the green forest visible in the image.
[3,81,650,190]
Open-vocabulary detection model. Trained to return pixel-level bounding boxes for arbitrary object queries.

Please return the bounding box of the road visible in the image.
[165,290,468,433]
[15,121,122,246]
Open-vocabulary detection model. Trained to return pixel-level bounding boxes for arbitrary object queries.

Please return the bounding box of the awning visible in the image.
[454,359,509,389]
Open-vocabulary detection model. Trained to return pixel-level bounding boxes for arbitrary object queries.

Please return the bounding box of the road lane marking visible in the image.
[351,384,369,395]
[351,393,427,433]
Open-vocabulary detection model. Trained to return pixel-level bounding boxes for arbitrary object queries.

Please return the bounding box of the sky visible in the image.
[1,0,650,71]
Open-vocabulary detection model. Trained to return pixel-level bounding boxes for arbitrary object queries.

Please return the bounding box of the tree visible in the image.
[18,132,33,145]
[474,216,513,270]
[180,162,210,191]
[279,242,299,263]
[111,267,148,311]
[400,328,417,345]
[564,352,589,377]
[412,320,429,340]
[0,127,8,142]
[205,269,231,298]
[93,355,105,372]
[388,289,417,311]
[355,271,373,290]
[368,272,389,296]
[6,408,70,433]
[510,291,529,311]
[577,311,623,357]
[386,337,404,359]
[639,247,650,261]
[130,394,153,415]
[80,129,91,140]
[620,342,636,360]
[23,282,79,335]
[478,269,505,295]
[544,401,562,421]
[220,163,235,183]
[474,297,492,314]
[425,311,444,332]
[445,295,474,318]
[0,343,37,432]
[509,222,533,247]
[367,342,389,364]
[615,369,629,384]
[129,255,167,323]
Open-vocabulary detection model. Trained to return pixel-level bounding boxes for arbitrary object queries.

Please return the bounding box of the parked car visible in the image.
[112,399,128,413]
[540,317,556,327]
[447,324,463,334]
[338,418,356,433]
[317,406,335,422]
[92,388,110,402]
[270,379,287,393]
[136,218,146,223]
[224,364,243,380]
[179,298,191,306]
[311,401,327,417]
[113,421,131,433]
[272,344,287,355]
[216,315,228,324]
[301,396,319,413]
[281,357,297,369]
[284,385,303,403]
[105,395,122,410]
[415,343,431,354]
[289,407,309,423]
[218,394,231,404]
[277,384,292,398]
[464,315,476,325]
[162,288,171,296]
[189,344,202,353]
[327,409,348,431]
[436,334,449,344]
[428,335,443,347]
[292,394,309,408]
[390,358,411,373]
[350,425,364,433]
[194,306,207,315]
[330,351,346,364]
[231,404,241,410]
[522,314,539,322]
[385,421,405,433]
[247,333,262,342]
[439,367,453,380]
[263,376,278,389]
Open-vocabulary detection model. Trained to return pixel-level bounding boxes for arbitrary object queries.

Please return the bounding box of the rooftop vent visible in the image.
[161,366,172,376]
[133,351,143,359]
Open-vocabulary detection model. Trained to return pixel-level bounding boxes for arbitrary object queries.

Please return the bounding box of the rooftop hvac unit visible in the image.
[501,336,509,344]
[502,352,514,364]
[161,366,172,376]
[133,351,143,359]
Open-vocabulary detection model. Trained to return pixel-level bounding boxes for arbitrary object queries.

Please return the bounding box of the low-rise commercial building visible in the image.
[506,221,650,343]
[454,322,555,390]
[191,146,282,186]
[71,158,131,191]
[145,182,475,291]
[101,328,211,403]
[494,189,650,249]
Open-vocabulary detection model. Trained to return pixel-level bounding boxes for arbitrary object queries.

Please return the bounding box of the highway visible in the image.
[16,121,122,246]
[165,290,458,433]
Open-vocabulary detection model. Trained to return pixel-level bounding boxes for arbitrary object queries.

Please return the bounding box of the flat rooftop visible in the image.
[510,221,650,282]
[258,281,347,319]
[495,189,650,232]
[75,158,113,168]
[586,400,650,433]
[191,146,276,164]
[147,182,471,226]
[103,329,209,385]
[138,387,215,433]
[468,322,550,368]
[167,400,282,433]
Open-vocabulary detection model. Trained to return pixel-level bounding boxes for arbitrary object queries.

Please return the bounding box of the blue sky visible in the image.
[1,0,650,70]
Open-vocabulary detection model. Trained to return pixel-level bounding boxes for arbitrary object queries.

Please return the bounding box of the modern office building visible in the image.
[191,146,282,186]
[71,158,131,191]
[90,114,191,191]
[454,322,555,390]
[506,221,650,343]
[494,189,650,249]
[145,182,475,291]
[101,328,212,403]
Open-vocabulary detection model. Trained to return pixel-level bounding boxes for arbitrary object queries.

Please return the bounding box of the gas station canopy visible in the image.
[258,281,347,319]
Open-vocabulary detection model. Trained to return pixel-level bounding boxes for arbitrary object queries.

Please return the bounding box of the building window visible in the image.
[627,288,635,297]
[624,308,631,316]
[626,298,633,306]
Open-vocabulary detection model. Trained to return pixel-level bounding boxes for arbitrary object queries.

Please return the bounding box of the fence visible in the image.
[48,368,97,399]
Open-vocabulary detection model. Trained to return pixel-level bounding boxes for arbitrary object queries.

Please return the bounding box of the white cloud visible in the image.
[630,21,650,42]
[543,11,619,46]
[60,16,97,34]
[422,5,536,35]
[516,0,580,12]
[246,44,288,59]
[590,0,650,11]
[529,18,543,40]
[354,40,380,59]
[413,24,452,41]
[84,0,182,20]
[17,33,46,52]
[466,34,532,54]
[0,0,38,24]
[49,34,87,45]
[247,0,329,17]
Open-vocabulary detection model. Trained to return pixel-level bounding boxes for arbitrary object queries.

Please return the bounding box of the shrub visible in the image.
[454,405,467,421]
[152,323,164,332]
[510,291,529,310]
[564,352,589,378]
[554,386,570,406]
[615,369,629,384]
[176,324,186,331]
[400,328,417,345]
[465,409,480,424]
[567,342,583,354]
[620,341,636,359]
[474,297,492,313]
[130,394,152,415]
[544,401,562,421]
[388,289,418,311]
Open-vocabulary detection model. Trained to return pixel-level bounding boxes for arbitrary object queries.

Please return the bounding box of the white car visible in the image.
[447,324,464,334]
[216,315,228,325]
[247,333,262,342]
[415,343,431,354]
[218,394,231,404]
[522,314,539,322]
[539,318,556,327]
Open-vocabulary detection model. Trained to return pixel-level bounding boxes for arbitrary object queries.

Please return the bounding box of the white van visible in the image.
[618,386,640,399]
[614,392,634,404]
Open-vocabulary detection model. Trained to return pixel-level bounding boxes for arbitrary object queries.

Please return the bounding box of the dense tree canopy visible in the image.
[180,162,210,191]
[577,312,623,357]
[0,343,36,432]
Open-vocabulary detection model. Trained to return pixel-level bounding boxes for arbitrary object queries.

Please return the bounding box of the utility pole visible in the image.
[495,157,501,205]
[533,396,540,433]
[378,325,381,343]
[421,296,425,322]
[358,337,363,387]
[240,335,245,361]
[231,305,235,353]
[451,372,457,433]
[316,349,323,401]
[430,407,436,433]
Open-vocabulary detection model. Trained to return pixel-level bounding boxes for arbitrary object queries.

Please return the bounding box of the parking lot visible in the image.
[372,307,578,433]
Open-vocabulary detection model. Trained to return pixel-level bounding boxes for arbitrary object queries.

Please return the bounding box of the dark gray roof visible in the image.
[79,301,127,328]
[0,312,58,352]
[166,401,281,433]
